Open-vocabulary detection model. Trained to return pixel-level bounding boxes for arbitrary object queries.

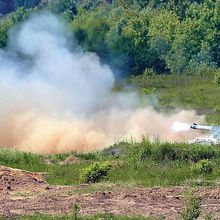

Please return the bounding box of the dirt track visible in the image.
[1,166,220,219]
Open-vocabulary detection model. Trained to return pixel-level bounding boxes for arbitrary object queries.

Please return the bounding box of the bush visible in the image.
[191,159,213,174]
[154,143,177,161]
[181,196,201,220]
[80,162,112,183]
[214,70,220,86]
[177,144,216,162]
[139,146,152,161]
[137,141,218,162]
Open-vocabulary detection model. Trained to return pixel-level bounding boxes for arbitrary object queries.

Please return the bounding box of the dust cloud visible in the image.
[0,13,204,153]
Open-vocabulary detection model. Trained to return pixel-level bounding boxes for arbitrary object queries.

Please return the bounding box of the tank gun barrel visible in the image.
[190,123,219,131]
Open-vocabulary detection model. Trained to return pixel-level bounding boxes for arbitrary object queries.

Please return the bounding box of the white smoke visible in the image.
[171,122,191,132]
[0,13,205,153]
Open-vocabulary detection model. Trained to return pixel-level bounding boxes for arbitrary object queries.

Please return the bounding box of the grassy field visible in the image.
[1,73,220,219]
[1,74,220,188]
[1,140,220,188]
[130,72,220,124]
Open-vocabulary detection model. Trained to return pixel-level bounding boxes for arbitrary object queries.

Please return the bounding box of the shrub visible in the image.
[80,162,112,183]
[75,152,97,160]
[181,196,201,220]
[137,141,218,163]
[155,143,177,161]
[213,70,220,86]
[181,145,216,162]
[204,212,213,220]
[191,159,213,174]
[139,146,152,161]
[72,203,80,220]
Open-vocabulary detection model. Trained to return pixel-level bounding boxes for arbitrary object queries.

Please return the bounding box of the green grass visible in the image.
[1,140,220,187]
[1,73,220,188]
[0,148,47,171]
[181,196,201,220]
[130,73,220,124]
[0,73,220,219]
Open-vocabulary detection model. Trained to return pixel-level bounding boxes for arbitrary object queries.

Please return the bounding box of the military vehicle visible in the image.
[190,123,220,144]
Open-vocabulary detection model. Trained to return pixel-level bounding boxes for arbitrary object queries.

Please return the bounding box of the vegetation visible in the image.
[80,162,112,183]
[181,196,201,220]
[191,159,214,174]
[1,73,220,188]
[130,73,220,124]
[1,138,220,188]
[0,1,220,219]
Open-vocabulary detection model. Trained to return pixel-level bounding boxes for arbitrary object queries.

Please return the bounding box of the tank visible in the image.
[190,123,220,145]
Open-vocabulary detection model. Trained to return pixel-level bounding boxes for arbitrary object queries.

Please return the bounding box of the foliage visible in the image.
[80,162,112,183]
[72,203,80,220]
[131,73,220,124]
[148,1,219,74]
[204,212,214,220]
[191,159,214,174]
[138,141,218,162]
[10,7,33,23]
[213,69,220,86]
[181,196,201,220]
[0,17,13,47]
[0,7,32,47]
[41,0,77,20]
[148,9,179,71]
[0,0,220,191]
[2,133,220,188]
[72,0,219,74]
[72,5,163,74]
[0,0,219,75]
[78,0,108,12]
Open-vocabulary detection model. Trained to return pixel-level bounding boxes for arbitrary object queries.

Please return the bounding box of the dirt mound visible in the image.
[59,155,80,165]
[0,166,46,192]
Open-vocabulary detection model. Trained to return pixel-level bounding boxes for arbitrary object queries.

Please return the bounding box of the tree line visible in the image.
[0,0,219,75]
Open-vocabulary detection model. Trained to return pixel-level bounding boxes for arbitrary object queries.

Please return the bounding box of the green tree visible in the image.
[10,7,33,23]
[113,0,148,8]
[0,7,32,48]
[0,17,13,47]
[73,4,162,74]
[149,9,180,72]
[72,4,110,54]
[78,0,108,11]
[43,0,77,19]
[149,1,219,74]
[169,1,219,73]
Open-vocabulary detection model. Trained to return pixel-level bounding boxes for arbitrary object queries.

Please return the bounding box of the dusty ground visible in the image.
[0,166,220,219]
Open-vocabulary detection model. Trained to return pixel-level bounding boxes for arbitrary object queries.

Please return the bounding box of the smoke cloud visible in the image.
[0,13,205,153]
[171,122,191,132]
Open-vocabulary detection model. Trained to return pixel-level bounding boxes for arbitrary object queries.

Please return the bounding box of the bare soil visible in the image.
[1,166,220,219]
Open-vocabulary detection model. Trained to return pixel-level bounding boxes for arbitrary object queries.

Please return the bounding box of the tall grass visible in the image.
[0,74,220,187]
[1,139,220,187]
[130,73,220,124]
